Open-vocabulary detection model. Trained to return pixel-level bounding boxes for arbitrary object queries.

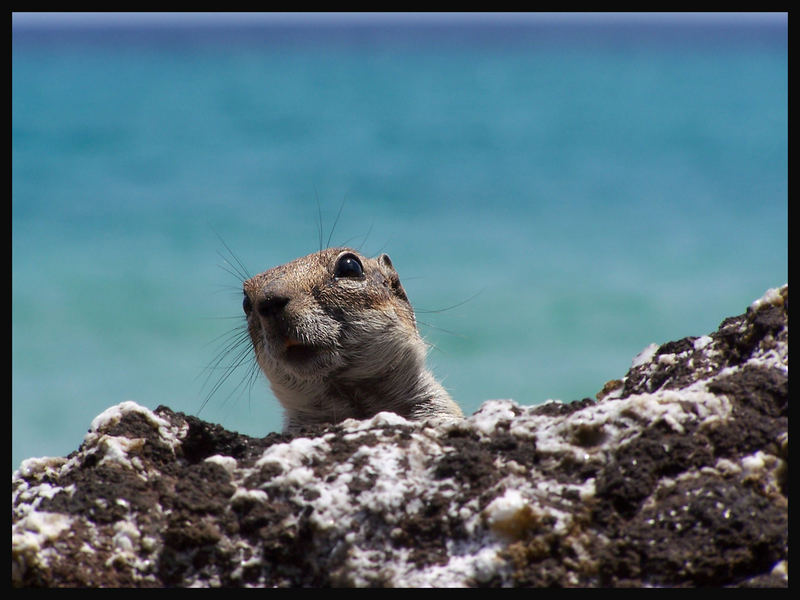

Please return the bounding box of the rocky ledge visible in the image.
[12,285,788,587]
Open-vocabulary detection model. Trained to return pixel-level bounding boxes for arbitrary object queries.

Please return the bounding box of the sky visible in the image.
[11,12,788,29]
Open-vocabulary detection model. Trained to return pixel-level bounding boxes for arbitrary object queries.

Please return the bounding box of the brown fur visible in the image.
[243,247,463,432]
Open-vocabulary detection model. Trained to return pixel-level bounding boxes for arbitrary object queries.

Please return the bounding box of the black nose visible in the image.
[257,293,290,319]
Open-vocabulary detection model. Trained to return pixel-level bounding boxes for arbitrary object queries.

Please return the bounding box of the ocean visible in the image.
[11,13,787,471]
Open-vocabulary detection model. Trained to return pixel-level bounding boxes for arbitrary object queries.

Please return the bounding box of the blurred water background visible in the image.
[12,12,787,470]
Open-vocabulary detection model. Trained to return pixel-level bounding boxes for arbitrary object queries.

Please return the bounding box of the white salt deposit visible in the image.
[631,343,659,368]
[749,284,786,313]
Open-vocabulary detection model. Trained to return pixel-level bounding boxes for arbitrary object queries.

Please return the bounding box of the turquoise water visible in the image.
[12,15,787,471]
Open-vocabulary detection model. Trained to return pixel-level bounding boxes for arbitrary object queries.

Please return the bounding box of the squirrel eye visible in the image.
[334,253,364,279]
[243,293,253,315]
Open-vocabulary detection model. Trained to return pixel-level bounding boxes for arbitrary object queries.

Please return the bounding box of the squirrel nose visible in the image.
[257,293,290,319]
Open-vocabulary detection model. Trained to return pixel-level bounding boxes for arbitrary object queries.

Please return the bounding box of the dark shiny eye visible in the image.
[243,293,253,315]
[334,253,364,279]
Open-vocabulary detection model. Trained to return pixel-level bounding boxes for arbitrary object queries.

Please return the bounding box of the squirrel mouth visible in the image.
[283,336,320,363]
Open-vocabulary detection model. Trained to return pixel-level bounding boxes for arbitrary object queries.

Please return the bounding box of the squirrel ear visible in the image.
[379,253,410,304]
[380,253,395,269]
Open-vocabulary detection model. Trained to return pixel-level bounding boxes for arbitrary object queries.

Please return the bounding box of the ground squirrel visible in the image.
[243,247,463,432]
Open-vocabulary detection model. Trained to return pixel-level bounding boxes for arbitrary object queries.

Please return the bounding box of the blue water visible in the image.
[12,14,788,471]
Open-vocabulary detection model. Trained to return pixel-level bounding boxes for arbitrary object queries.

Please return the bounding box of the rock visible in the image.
[12,285,788,587]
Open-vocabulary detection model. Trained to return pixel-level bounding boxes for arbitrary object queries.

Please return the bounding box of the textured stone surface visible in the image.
[12,285,788,587]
